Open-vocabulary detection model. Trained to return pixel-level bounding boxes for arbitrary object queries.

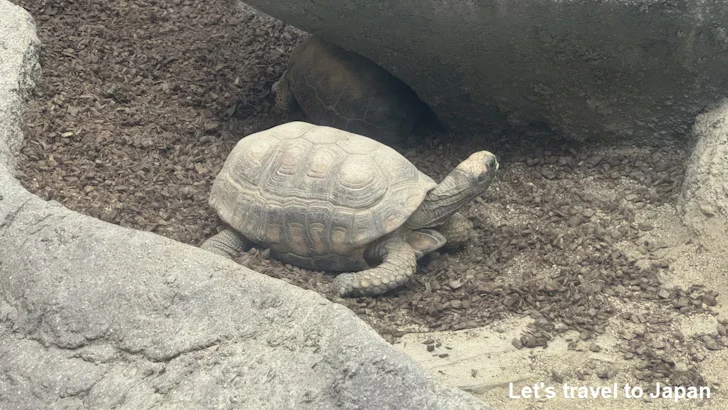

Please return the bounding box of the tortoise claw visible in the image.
[333,273,357,297]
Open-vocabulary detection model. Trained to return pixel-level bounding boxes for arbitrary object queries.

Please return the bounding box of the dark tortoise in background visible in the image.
[201,122,498,297]
[273,37,431,146]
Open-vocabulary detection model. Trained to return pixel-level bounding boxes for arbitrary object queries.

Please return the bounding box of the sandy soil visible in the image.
[12,0,728,408]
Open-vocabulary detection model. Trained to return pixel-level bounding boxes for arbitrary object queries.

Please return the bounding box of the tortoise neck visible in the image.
[406,169,476,229]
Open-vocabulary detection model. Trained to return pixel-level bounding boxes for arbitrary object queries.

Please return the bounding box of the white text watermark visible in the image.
[509,382,710,402]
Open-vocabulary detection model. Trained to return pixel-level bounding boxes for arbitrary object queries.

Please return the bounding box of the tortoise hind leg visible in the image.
[333,234,417,297]
[201,227,251,259]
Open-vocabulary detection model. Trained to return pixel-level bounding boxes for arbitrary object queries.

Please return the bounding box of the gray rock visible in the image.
[679,99,728,254]
[0,0,40,170]
[0,2,488,409]
[242,0,728,141]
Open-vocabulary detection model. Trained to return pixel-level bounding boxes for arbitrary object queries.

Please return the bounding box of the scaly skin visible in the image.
[437,212,474,246]
[200,227,250,259]
[407,152,498,230]
[333,234,417,297]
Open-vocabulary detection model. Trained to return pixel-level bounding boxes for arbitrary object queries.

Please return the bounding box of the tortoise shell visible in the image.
[285,37,423,145]
[209,122,437,271]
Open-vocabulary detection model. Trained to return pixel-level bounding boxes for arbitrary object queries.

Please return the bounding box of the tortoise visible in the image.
[273,36,428,146]
[201,122,499,297]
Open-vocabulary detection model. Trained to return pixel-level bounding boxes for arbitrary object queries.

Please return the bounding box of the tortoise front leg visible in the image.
[333,234,417,297]
[200,227,251,259]
[437,212,475,246]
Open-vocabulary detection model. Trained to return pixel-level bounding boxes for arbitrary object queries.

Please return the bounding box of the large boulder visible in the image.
[243,0,728,141]
[679,99,728,254]
[0,2,487,409]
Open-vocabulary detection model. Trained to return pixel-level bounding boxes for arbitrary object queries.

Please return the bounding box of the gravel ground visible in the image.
[14,0,725,391]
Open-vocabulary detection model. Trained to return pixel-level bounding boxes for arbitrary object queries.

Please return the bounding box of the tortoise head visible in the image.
[406,150,498,229]
[272,71,298,113]
[455,151,499,193]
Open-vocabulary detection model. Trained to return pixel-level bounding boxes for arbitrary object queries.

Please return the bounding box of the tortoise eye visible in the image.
[487,156,499,169]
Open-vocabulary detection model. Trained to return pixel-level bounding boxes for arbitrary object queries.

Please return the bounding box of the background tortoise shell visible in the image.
[284,37,424,145]
[209,122,437,271]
